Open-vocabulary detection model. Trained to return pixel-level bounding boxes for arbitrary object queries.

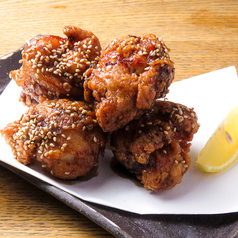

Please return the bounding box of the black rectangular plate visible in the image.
[1,48,238,238]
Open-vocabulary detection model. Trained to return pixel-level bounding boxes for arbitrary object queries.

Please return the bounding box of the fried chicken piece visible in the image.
[84,34,174,132]
[10,26,101,106]
[111,100,199,192]
[0,99,106,180]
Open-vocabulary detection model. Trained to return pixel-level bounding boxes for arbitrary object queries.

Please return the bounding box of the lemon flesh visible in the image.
[197,104,238,172]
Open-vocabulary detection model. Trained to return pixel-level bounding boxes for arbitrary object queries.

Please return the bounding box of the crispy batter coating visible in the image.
[111,100,199,192]
[10,26,101,106]
[0,99,106,180]
[84,34,174,132]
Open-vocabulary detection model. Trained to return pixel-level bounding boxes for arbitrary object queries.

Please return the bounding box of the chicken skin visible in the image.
[10,26,101,106]
[0,99,106,179]
[84,34,174,132]
[111,100,199,191]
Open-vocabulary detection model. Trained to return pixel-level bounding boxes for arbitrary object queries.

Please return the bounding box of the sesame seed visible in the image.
[178,118,184,122]
[178,107,183,115]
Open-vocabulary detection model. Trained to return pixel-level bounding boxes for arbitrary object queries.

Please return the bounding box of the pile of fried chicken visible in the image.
[0,26,199,192]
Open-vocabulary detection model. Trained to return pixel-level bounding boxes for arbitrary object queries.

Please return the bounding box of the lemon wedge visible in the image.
[197,104,238,172]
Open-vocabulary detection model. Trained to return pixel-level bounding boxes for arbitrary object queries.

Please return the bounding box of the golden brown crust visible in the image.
[111,100,199,192]
[10,26,101,106]
[2,30,200,191]
[84,34,174,132]
[0,99,106,180]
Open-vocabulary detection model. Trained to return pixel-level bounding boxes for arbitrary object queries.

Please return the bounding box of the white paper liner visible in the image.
[0,66,238,215]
